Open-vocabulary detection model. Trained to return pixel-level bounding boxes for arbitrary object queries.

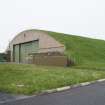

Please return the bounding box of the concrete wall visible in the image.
[28,55,68,66]
[9,30,65,62]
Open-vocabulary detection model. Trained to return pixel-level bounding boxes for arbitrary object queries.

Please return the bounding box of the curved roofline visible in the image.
[10,29,48,44]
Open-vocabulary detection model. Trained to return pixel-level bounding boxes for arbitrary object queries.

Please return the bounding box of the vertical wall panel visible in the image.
[20,40,39,63]
[14,44,19,63]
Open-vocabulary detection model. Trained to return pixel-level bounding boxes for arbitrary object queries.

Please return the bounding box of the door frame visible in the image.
[13,39,39,63]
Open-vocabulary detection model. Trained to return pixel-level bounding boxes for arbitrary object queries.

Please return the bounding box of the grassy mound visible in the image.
[1,30,105,94]
[47,31,105,69]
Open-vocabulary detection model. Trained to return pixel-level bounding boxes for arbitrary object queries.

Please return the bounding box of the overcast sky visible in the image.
[0,0,105,52]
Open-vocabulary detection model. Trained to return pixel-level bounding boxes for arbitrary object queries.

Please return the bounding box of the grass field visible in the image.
[0,64,105,94]
[1,31,105,94]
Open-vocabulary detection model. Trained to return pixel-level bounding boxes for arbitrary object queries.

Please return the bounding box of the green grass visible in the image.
[1,30,105,94]
[47,31,105,69]
[0,64,105,94]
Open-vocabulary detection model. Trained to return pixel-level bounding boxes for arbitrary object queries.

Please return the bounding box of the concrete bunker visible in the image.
[6,29,70,66]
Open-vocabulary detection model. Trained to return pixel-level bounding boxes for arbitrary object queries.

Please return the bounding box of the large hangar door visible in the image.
[20,40,39,63]
[13,44,20,63]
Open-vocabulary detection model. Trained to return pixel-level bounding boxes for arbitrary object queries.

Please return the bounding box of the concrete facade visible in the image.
[28,52,68,66]
[8,29,65,63]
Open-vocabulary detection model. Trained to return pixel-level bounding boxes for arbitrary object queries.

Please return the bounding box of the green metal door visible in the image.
[14,44,20,63]
[20,40,39,63]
